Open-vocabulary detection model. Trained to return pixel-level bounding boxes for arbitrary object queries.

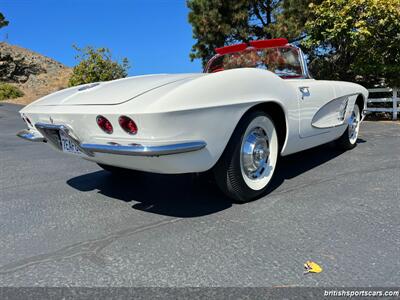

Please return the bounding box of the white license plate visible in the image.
[59,131,83,156]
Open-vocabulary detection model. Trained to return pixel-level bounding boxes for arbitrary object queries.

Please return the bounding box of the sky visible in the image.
[1,0,202,76]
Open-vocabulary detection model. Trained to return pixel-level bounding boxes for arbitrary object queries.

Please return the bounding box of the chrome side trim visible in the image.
[80,141,207,157]
[16,129,46,142]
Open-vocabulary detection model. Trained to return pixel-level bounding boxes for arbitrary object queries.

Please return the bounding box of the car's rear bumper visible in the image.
[80,141,206,156]
[17,124,206,157]
[17,129,46,142]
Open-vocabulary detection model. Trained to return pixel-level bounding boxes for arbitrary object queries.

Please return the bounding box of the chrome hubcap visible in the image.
[348,110,359,141]
[241,127,270,179]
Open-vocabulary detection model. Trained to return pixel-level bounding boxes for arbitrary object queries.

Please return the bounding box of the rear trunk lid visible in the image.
[34,74,204,106]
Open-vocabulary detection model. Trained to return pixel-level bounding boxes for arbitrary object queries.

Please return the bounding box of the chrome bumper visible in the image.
[80,141,206,156]
[17,129,46,142]
[17,123,206,157]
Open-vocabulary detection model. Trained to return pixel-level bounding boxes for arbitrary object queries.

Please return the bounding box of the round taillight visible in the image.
[118,116,138,135]
[96,115,113,134]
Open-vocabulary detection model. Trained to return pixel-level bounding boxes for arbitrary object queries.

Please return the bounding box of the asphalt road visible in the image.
[0,102,399,287]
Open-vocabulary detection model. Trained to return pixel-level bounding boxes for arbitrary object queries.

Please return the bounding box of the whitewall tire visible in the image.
[213,111,279,202]
[336,104,361,150]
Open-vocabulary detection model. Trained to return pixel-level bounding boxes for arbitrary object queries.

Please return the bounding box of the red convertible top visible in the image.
[215,38,289,55]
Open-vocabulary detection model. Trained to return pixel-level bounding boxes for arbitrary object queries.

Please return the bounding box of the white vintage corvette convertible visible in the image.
[17,38,368,202]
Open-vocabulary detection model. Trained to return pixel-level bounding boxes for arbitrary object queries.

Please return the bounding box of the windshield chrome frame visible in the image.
[293,44,311,79]
[204,43,311,79]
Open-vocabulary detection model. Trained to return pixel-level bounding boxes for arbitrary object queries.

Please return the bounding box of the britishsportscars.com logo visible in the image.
[324,289,399,297]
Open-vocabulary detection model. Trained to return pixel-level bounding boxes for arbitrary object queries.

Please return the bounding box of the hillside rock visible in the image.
[0,42,72,104]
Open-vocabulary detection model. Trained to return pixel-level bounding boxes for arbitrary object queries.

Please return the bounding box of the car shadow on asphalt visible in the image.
[265,142,348,194]
[67,141,355,218]
[67,168,233,218]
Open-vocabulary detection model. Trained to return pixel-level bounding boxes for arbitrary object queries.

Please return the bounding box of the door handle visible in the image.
[299,87,310,99]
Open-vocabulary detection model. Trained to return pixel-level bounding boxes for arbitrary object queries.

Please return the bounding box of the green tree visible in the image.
[68,45,130,87]
[303,0,400,87]
[271,0,316,42]
[0,12,9,29]
[187,0,312,65]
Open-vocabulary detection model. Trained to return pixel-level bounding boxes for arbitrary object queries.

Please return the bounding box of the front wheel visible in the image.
[336,104,361,150]
[213,111,279,203]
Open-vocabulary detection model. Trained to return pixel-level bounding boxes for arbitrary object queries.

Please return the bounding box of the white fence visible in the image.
[367,87,398,120]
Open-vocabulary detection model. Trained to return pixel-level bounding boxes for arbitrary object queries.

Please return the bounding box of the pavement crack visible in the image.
[0,217,182,275]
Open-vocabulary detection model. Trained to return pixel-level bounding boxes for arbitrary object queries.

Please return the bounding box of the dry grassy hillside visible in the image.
[0,42,72,105]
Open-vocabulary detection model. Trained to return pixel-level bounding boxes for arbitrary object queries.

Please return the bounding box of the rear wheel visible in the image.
[213,111,279,203]
[336,104,361,150]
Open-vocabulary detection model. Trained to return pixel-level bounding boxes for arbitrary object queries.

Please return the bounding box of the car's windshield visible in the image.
[205,46,303,78]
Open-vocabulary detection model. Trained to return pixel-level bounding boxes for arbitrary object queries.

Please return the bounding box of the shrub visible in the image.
[0,83,24,100]
[68,45,130,87]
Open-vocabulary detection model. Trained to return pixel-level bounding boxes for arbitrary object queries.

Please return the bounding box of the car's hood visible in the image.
[31,73,206,106]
